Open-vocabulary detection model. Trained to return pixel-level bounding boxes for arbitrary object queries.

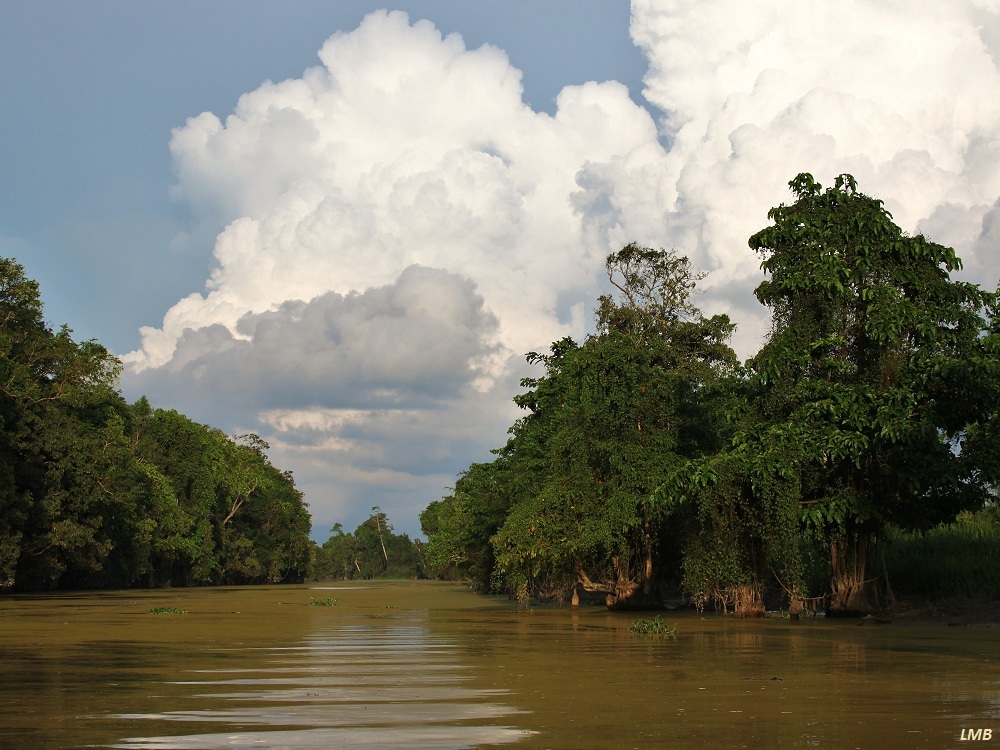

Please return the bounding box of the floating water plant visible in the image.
[308,596,340,607]
[628,616,677,637]
[145,607,187,615]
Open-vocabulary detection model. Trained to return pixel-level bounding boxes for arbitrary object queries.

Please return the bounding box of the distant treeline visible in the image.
[0,258,312,591]
[419,174,1000,616]
[312,507,425,580]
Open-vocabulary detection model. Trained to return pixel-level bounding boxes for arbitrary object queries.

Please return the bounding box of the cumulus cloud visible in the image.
[129,264,499,414]
[576,0,1000,350]
[128,262,517,534]
[123,9,665,534]
[123,3,1000,535]
[125,10,662,373]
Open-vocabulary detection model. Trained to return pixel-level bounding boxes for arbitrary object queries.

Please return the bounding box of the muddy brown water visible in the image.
[0,581,996,749]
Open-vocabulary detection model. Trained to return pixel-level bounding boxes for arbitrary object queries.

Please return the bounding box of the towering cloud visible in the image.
[614,0,1000,348]
[124,10,665,531]
[124,3,1000,534]
[126,10,662,374]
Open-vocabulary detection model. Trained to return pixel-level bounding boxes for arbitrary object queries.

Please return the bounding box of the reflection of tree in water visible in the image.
[831,638,871,673]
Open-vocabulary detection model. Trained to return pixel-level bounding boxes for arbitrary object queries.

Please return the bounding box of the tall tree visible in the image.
[747,173,999,614]
[0,258,123,588]
[0,256,314,589]
[421,457,515,589]
[315,512,422,580]
[314,523,357,579]
[491,245,736,607]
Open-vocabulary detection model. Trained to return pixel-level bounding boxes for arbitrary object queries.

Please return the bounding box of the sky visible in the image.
[3,1,999,541]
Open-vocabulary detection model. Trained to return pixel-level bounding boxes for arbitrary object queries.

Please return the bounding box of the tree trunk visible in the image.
[728,582,765,617]
[641,542,653,596]
[576,562,643,610]
[574,549,667,611]
[604,580,644,610]
[828,529,881,616]
[374,514,389,570]
[788,596,804,621]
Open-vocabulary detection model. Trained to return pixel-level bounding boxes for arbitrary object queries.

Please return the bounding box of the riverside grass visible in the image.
[885,508,1000,600]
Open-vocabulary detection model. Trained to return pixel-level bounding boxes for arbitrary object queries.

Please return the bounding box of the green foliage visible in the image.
[421,176,1000,616]
[308,596,339,607]
[124,410,311,587]
[744,173,999,613]
[313,510,424,581]
[0,257,312,591]
[426,245,737,606]
[674,412,810,615]
[628,616,677,637]
[313,523,356,580]
[884,508,1000,600]
[597,243,706,343]
[420,457,515,589]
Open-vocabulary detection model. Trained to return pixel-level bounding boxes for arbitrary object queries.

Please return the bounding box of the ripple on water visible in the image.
[109,624,533,750]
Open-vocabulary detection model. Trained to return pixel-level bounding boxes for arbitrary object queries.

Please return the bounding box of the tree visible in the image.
[0,257,313,590]
[597,242,706,343]
[746,173,999,614]
[314,511,422,581]
[421,458,516,589]
[219,434,269,526]
[489,245,736,608]
[314,523,357,579]
[666,388,809,617]
[350,508,389,578]
[0,257,124,588]
[133,409,226,584]
[218,460,312,585]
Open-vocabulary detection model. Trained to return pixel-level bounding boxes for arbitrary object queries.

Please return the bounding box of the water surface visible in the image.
[1,581,996,748]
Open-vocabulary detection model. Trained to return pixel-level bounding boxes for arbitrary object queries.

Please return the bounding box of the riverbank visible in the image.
[884,596,1000,628]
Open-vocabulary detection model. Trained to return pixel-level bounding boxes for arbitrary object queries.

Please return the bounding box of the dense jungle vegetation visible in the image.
[0,258,312,590]
[7,172,999,608]
[312,506,425,580]
[420,173,1000,616]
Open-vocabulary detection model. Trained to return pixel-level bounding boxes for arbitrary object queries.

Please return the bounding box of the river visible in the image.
[0,581,996,748]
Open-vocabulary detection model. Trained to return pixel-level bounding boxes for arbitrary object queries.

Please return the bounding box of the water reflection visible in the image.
[1,582,998,749]
[111,622,533,749]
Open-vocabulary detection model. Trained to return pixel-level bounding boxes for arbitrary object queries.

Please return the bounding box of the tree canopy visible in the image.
[421,176,1000,616]
[425,245,738,608]
[313,507,424,580]
[0,258,312,590]
[744,173,999,613]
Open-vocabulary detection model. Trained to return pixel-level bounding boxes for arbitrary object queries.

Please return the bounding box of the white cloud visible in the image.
[123,9,664,535]
[126,10,661,373]
[123,3,1000,536]
[127,265,501,416]
[595,0,1000,351]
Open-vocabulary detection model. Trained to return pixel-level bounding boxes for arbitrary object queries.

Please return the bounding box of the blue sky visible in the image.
[3,2,999,539]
